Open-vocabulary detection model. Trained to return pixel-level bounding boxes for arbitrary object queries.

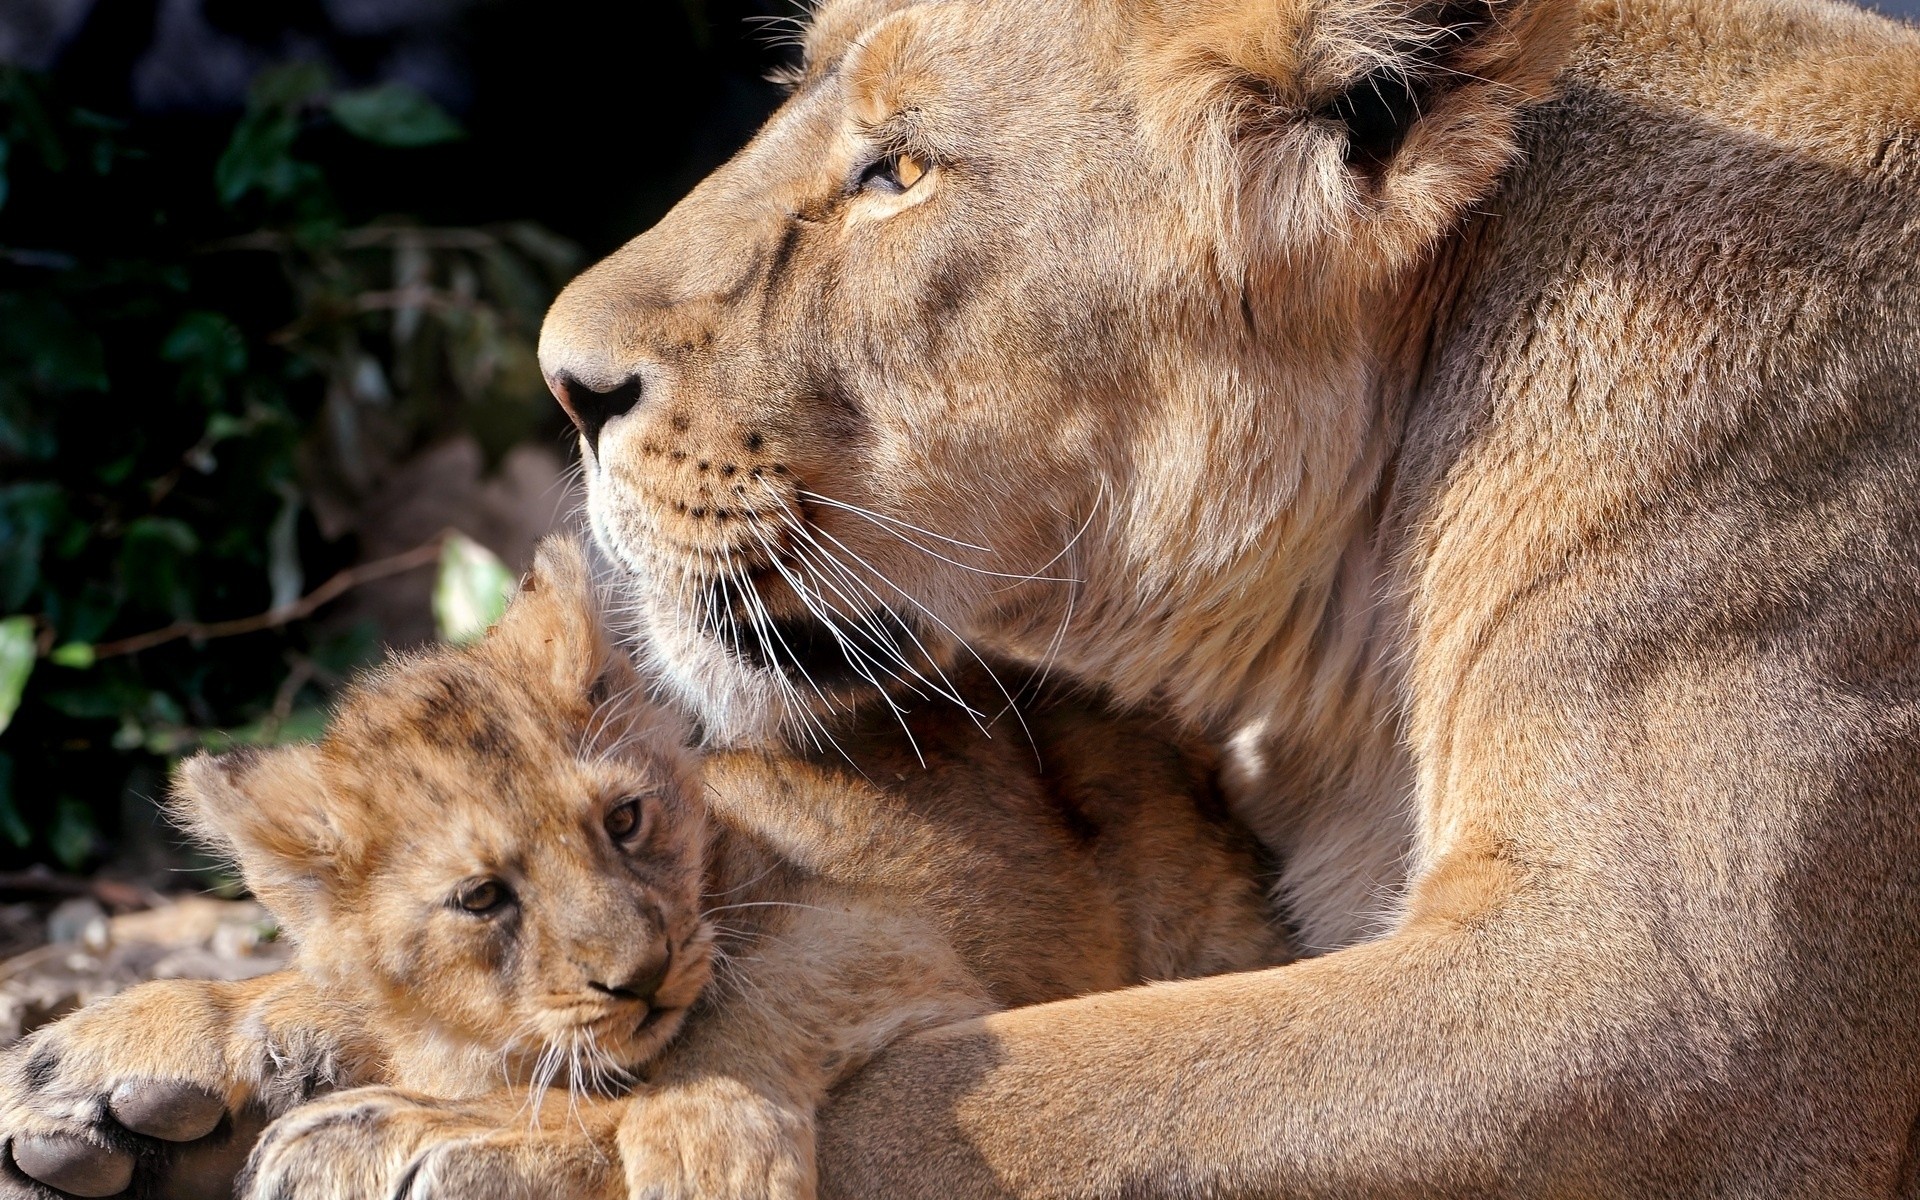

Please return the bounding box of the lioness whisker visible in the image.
[725,552,851,762]
[752,525,947,716]
[763,499,991,731]
[747,519,921,696]
[989,482,1106,597]
[1019,485,1104,700]
[798,513,1039,761]
[704,900,834,916]
[741,520,930,767]
[775,518,981,712]
[795,489,995,554]
[728,555,844,756]
[525,1038,564,1128]
[774,539,934,695]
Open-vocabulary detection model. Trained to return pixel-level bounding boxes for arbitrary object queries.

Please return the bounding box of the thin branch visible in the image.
[91,533,451,660]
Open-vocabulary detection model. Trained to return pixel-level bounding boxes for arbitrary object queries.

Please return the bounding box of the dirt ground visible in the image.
[0,875,292,1049]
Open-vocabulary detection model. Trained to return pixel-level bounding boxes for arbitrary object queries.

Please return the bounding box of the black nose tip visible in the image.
[588,945,672,1005]
[550,373,643,455]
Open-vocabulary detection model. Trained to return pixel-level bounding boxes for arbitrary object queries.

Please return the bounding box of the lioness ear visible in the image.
[1144,0,1577,272]
[486,534,619,704]
[171,746,345,934]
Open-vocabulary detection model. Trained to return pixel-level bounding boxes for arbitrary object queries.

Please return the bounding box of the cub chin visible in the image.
[0,535,1287,1200]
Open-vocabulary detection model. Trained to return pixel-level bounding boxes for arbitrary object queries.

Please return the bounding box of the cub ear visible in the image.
[170,745,346,934]
[485,534,621,704]
[1145,0,1577,271]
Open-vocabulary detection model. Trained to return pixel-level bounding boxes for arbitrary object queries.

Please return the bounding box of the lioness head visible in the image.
[171,538,712,1094]
[538,0,1573,739]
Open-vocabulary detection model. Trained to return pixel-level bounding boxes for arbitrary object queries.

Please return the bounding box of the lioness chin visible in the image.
[0,537,1283,1200]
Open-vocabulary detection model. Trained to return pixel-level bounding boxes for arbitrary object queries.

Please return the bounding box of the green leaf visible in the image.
[43,677,148,720]
[0,68,66,174]
[46,581,118,646]
[310,621,382,677]
[434,533,513,645]
[0,616,34,734]
[199,705,328,752]
[329,83,464,148]
[0,482,69,611]
[216,108,303,205]
[119,516,200,620]
[217,64,330,206]
[0,294,108,394]
[49,797,96,870]
[163,312,248,407]
[0,754,29,848]
[49,643,93,669]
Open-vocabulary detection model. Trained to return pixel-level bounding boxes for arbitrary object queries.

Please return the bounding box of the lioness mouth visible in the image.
[713,598,926,692]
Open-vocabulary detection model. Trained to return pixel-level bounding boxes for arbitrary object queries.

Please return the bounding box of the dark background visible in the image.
[0,0,1913,884]
[1,0,795,258]
[0,0,794,881]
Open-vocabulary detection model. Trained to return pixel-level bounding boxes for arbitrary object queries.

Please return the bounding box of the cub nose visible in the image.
[549,372,643,456]
[588,945,672,1005]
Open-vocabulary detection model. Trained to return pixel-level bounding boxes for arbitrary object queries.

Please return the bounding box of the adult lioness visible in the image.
[548,0,1920,1193]
[9,0,1920,1194]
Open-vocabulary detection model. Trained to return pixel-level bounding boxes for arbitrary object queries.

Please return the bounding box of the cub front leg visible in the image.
[0,971,372,1199]
[241,1087,626,1200]
[619,1077,815,1200]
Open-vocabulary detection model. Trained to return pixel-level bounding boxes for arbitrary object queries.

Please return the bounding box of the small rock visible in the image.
[0,895,295,1048]
[47,898,108,951]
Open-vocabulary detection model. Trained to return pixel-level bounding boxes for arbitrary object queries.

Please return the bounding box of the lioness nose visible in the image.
[550,372,644,456]
[588,944,672,1005]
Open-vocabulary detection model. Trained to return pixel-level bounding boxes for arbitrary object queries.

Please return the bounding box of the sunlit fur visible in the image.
[538,0,1920,1193]
[0,536,1285,1199]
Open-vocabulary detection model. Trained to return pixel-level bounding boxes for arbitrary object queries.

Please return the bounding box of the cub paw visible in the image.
[0,1003,245,1199]
[240,1088,620,1200]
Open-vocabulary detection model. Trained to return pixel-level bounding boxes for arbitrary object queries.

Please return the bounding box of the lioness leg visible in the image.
[816,858,1915,1199]
[0,971,372,1199]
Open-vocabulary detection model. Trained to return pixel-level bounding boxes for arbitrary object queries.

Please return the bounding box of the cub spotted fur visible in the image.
[0,537,1285,1200]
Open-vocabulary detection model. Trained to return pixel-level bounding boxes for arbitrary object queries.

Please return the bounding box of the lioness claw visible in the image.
[9,1134,134,1198]
[108,1081,226,1143]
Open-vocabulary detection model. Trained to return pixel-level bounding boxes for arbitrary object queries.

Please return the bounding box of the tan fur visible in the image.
[527,0,1920,1193]
[0,538,1283,1199]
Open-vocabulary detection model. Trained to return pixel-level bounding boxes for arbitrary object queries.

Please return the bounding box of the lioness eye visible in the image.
[859,151,928,195]
[605,798,647,846]
[455,879,511,915]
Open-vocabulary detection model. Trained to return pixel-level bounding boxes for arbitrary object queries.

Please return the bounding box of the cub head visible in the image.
[171,537,712,1094]
[537,0,1575,737]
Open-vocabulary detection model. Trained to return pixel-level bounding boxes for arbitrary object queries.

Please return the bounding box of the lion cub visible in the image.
[2,537,1286,1200]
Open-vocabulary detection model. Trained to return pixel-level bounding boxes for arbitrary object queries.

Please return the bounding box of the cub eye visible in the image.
[455,878,512,916]
[858,151,929,196]
[605,798,649,847]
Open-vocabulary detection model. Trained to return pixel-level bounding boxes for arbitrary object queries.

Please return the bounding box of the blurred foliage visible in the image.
[434,532,513,647]
[0,61,579,870]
